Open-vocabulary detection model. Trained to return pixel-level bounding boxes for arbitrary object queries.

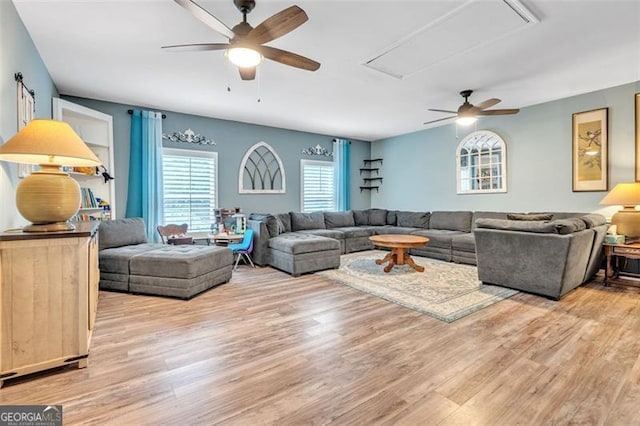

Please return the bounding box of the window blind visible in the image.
[162,148,217,232]
[301,160,335,212]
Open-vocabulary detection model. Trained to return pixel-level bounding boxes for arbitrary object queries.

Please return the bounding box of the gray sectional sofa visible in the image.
[98,218,233,299]
[248,209,608,299]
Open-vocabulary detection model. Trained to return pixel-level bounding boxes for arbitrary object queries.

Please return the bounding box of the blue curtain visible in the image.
[125,110,164,242]
[333,138,351,211]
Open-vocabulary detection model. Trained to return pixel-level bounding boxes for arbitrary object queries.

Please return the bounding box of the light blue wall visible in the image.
[372,81,640,217]
[62,96,371,218]
[0,0,58,230]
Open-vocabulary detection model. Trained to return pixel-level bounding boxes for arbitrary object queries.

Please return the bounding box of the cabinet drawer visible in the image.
[614,246,640,256]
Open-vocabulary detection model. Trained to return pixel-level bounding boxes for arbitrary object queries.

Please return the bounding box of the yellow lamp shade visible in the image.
[0,119,101,232]
[600,183,640,237]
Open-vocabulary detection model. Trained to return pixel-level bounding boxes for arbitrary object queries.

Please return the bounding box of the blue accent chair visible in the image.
[227,229,255,271]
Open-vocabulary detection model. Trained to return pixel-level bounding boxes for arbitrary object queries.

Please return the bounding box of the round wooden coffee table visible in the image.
[369,234,429,273]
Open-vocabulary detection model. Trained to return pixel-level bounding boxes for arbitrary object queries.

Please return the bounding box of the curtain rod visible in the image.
[127,109,166,119]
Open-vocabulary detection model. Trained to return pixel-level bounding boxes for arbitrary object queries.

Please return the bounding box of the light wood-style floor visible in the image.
[1,265,639,425]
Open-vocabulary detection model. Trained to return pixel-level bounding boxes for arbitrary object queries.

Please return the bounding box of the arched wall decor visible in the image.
[456,130,507,194]
[239,141,286,194]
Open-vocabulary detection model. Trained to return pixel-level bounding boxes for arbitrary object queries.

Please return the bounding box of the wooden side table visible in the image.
[603,242,640,288]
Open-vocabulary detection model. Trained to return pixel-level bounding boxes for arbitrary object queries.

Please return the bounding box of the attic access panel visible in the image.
[364,0,538,79]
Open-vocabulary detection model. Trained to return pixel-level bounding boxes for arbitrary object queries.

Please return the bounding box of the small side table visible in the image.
[603,242,640,288]
[211,233,244,246]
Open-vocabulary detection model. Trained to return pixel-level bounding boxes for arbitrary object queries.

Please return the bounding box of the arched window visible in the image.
[456,130,507,194]
[238,142,286,193]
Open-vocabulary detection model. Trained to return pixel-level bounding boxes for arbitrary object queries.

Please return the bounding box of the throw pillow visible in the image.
[353,210,369,226]
[324,211,355,228]
[290,211,326,231]
[275,213,292,233]
[386,210,398,226]
[581,213,607,228]
[475,218,558,234]
[552,218,587,235]
[507,213,554,221]
[368,209,388,226]
[249,213,280,237]
[396,211,431,228]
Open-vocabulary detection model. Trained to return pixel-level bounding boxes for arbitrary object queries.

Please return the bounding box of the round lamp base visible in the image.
[16,165,81,232]
[23,222,76,233]
[611,209,640,238]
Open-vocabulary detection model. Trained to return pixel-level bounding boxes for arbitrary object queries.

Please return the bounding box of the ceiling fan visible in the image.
[162,0,320,81]
[424,90,520,125]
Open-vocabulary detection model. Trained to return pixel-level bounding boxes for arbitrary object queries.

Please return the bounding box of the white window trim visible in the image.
[238,141,286,194]
[162,147,218,229]
[300,159,336,212]
[456,130,507,194]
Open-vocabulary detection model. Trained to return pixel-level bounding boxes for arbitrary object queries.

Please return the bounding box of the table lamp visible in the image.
[600,182,640,237]
[0,119,101,232]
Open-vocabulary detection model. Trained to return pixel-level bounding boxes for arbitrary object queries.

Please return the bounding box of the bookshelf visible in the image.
[53,98,115,221]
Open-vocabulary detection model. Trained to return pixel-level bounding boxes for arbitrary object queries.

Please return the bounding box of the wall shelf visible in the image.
[363,158,383,166]
[360,186,380,192]
[360,159,383,191]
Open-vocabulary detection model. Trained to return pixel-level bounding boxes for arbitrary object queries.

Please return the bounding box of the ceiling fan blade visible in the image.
[161,43,229,52]
[428,109,457,114]
[474,98,501,110]
[174,0,235,39]
[260,46,320,71]
[248,5,308,45]
[239,67,256,81]
[477,109,520,116]
[424,116,456,125]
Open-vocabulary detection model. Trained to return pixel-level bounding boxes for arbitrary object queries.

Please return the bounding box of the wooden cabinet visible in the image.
[0,222,100,387]
[53,98,116,220]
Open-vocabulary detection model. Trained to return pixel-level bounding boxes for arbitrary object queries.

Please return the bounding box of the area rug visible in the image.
[316,250,518,323]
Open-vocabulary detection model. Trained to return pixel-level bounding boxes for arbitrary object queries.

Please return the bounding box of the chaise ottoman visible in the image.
[268,232,340,276]
[98,217,234,299]
[128,244,233,299]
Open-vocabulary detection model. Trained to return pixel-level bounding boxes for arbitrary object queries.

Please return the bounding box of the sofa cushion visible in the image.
[249,213,280,237]
[552,218,587,235]
[269,233,339,254]
[475,218,559,233]
[324,211,355,228]
[367,209,388,226]
[472,211,511,229]
[99,217,147,250]
[332,226,375,238]
[386,210,398,226]
[129,245,232,279]
[396,211,430,228]
[507,213,554,221]
[353,210,369,226]
[376,226,422,235]
[275,213,292,233]
[290,212,326,231]
[451,233,476,252]
[297,229,346,240]
[430,211,472,232]
[581,213,607,228]
[99,243,163,274]
[412,229,466,249]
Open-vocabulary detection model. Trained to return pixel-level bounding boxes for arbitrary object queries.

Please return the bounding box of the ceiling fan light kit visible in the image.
[425,90,520,126]
[456,116,477,126]
[165,0,320,81]
[226,47,263,67]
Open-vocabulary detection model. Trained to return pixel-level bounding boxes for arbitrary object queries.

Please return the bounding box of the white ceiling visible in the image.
[13,0,640,141]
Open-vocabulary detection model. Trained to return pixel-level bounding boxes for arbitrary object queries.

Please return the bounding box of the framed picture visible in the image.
[572,107,608,192]
[16,74,36,178]
[635,93,640,181]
